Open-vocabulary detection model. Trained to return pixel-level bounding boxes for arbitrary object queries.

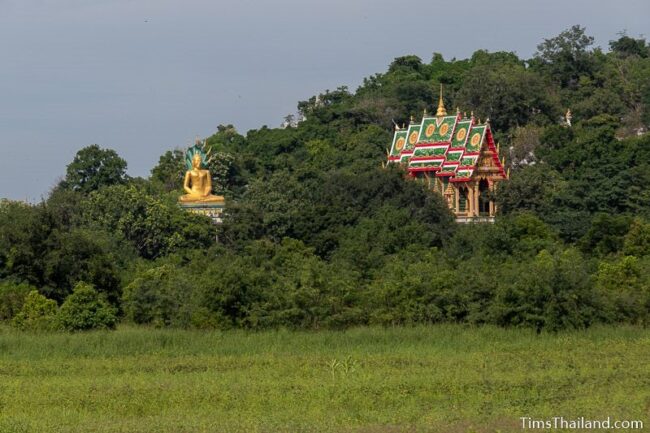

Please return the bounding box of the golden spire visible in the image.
[436,84,447,117]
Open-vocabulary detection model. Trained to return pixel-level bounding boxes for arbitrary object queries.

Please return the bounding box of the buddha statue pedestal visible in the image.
[180,201,225,224]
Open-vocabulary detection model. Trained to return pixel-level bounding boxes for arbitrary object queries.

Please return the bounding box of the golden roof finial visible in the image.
[423,108,428,116]
[436,84,447,117]
[410,114,415,123]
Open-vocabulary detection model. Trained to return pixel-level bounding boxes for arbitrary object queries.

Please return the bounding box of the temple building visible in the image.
[388,87,508,223]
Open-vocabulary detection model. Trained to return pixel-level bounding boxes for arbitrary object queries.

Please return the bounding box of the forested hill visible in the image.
[2,26,650,332]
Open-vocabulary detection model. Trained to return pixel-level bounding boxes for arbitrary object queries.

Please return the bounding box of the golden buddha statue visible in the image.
[179,153,224,203]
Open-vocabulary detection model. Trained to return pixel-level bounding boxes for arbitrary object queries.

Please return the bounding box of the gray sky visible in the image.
[1,0,647,201]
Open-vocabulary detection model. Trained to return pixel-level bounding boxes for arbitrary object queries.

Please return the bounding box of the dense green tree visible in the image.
[41,228,125,304]
[610,34,649,58]
[492,248,595,332]
[623,219,650,257]
[58,282,118,331]
[151,149,185,192]
[82,184,216,259]
[0,281,34,321]
[12,290,59,331]
[60,145,128,193]
[455,63,559,131]
[595,256,650,324]
[579,214,632,256]
[122,264,200,328]
[532,25,596,88]
[0,200,47,285]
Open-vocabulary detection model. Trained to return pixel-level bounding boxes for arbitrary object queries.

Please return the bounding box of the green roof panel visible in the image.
[389,130,408,157]
[450,120,472,148]
[465,125,486,153]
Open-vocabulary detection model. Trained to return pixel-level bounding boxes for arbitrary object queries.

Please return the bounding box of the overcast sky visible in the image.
[1,0,647,201]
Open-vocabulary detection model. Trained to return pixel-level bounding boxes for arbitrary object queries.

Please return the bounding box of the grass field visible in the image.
[0,325,648,433]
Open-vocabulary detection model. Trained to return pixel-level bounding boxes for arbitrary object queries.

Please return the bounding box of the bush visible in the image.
[491,248,596,332]
[0,281,34,321]
[12,290,59,331]
[595,256,650,324]
[122,265,198,328]
[58,283,117,331]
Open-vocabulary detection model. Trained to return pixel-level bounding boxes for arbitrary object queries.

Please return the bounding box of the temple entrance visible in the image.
[458,186,468,212]
[478,179,490,215]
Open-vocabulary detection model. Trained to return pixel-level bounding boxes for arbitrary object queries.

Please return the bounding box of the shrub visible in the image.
[491,248,596,332]
[595,256,650,324]
[58,282,117,331]
[0,281,34,321]
[122,265,196,328]
[12,290,59,331]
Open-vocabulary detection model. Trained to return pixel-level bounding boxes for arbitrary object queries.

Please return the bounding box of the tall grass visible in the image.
[0,325,648,432]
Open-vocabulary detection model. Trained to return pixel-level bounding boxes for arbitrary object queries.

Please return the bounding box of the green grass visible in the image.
[0,325,648,432]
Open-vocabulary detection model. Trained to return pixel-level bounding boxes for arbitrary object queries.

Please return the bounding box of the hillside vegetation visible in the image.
[1,26,650,331]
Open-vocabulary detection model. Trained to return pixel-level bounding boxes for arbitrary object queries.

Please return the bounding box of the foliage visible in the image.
[455,63,559,131]
[60,144,128,193]
[532,24,596,88]
[82,184,216,259]
[11,290,59,331]
[122,264,200,328]
[595,256,650,324]
[0,281,34,321]
[2,26,650,332]
[150,149,185,192]
[58,282,118,331]
[492,249,595,332]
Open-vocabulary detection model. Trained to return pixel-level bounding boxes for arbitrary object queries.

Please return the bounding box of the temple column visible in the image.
[467,186,473,216]
[489,181,495,216]
[454,184,460,214]
[474,182,479,217]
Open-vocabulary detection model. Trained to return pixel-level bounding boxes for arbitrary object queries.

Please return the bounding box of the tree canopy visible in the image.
[2,26,650,331]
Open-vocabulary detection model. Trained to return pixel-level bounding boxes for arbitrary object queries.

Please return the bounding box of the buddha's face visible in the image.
[192,154,202,169]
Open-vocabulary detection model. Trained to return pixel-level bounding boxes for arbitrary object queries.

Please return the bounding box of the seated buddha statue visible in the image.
[179,153,224,203]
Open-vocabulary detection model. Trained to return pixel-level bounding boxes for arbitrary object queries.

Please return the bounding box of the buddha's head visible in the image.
[191,153,202,169]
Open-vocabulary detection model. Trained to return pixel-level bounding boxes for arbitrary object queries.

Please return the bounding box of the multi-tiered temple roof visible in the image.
[388,87,508,222]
